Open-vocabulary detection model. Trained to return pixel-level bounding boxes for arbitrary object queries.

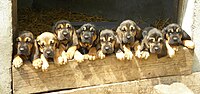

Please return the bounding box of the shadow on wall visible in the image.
[18,0,178,23]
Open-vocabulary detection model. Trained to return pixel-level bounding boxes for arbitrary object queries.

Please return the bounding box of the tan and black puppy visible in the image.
[116,20,142,60]
[137,27,168,59]
[35,32,63,71]
[74,23,98,62]
[97,29,125,60]
[52,20,78,64]
[12,31,41,68]
[162,23,195,51]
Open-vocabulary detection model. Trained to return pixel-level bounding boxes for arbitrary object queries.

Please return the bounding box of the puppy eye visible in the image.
[130,26,135,31]
[82,27,87,31]
[90,27,95,31]
[121,27,126,31]
[159,39,163,43]
[41,43,45,48]
[50,41,54,45]
[148,39,154,43]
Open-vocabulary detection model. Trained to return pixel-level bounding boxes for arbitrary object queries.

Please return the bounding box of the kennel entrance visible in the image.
[12,0,195,93]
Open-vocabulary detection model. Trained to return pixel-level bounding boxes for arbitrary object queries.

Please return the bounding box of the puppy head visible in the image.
[36,32,58,59]
[116,20,141,44]
[76,23,97,45]
[146,28,164,54]
[16,31,34,56]
[52,20,75,42]
[162,23,185,45]
[99,29,117,54]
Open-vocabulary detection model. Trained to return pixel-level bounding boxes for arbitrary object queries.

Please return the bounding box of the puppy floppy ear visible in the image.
[52,22,58,34]
[157,39,168,58]
[31,39,40,61]
[72,29,78,46]
[135,25,142,40]
[162,27,167,39]
[181,30,191,40]
[142,30,148,38]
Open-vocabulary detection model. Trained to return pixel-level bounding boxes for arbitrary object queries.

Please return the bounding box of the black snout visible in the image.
[173,36,178,41]
[19,47,25,51]
[62,31,69,36]
[84,35,90,39]
[154,46,160,51]
[104,46,110,50]
[126,35,132,39]
[44,49,54,58]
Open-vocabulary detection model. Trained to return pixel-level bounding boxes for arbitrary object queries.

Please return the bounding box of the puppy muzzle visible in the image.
[102,45,114,54]
[150,46,161,54]
[44,49,54,58]
[17,46,30,55]
[169,36,182,45]
[82,34,92,43]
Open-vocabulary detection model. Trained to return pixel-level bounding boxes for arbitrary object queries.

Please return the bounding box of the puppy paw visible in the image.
[32,59,42,69]
[74,52,84,63]
[135,50,141,58]
[57,56,65,65]
[141,51,150,59]
[125,51,133,60]
[42,61,49,72]
[172,46,179,51]
[184,40,195,49]
[13,56,23,68]
[66,51,74,60]
[116,52,125,60]
[168,48,175,58]
[98,51,106,59]
[88,55,96,61]
[62,52,68,64]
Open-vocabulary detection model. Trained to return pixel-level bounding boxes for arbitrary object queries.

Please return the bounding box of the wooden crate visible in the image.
[12,47,193,94]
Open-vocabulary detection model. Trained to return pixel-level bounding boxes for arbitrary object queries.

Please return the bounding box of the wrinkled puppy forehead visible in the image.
[55,20,70,25]
[100,29,115,37]
[120,20,137,26]
[19,31,34,39]
[148,28,163,38]
[166,23,181,30]
[37,32,57,42]
[81,23,95,31]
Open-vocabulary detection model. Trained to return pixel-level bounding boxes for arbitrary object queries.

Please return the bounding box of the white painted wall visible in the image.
[0,0,13,93]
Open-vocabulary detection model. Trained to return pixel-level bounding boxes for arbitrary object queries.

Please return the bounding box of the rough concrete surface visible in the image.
[192,0,200,72]
[0,0,13,94]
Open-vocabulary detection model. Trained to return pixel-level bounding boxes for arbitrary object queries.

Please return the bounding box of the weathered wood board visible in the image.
[12,47,194,94]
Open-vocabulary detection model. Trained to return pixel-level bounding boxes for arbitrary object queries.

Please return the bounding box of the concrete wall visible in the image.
[0,0,13,94]
[192,0,200,72]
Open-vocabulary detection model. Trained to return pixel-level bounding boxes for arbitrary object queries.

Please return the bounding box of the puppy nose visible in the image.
[154,46,160,51]
[173,37,178,41]
[46,50,51,55]
[19,47,25,51]
[105,46,110,50]
[126,35,131,39]
[84,35,90,39]
[62,31,68,36]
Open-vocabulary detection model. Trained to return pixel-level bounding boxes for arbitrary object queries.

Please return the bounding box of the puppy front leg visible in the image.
[97,50,106,59]
[134,41,142,58]
[13,55,23,68]
[183,40,195,49]
[87,47,97,60]
[74,50,84,63]
[123,45,133,60]
[41,54,49,71]
[165,41,175,58]
[116,49,125,60]
[54,49,65,65]
[66,46,77,60]
[32,58,42,69]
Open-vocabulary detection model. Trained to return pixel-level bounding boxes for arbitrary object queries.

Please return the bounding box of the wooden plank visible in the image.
[12,47,193,94]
